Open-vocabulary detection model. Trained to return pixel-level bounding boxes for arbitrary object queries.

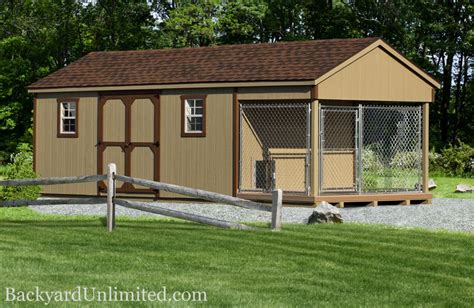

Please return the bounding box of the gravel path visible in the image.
[30,198,474,232]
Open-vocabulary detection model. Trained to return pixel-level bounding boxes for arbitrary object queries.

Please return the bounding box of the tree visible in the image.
[302,0,357,39]
[260,0,306,41]
[218,0,267,44]
[0,0,58,154]
[159,0,219,47]
[81,0,157,51]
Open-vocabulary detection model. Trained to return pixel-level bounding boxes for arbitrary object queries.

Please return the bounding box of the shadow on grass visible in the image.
[0,217,269,232]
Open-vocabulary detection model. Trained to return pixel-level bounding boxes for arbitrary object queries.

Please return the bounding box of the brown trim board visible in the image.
[99,90,165,96]
[96,96,105,195]
[33,94,37,172]
[315,193,432,203]
[237,193,315,205]
[232,88,239,197]
[154,93,161,198]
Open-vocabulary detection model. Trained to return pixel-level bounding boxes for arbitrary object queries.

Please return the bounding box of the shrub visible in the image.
[390,151,421,169]
[362,147,383,171]
[430,141,474,177]
[429,151,443,174]
[0,146,41,201]
[0,151,7,165]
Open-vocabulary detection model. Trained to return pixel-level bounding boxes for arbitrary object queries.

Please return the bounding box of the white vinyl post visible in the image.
[106,163,117,232]
[271,189,283,231]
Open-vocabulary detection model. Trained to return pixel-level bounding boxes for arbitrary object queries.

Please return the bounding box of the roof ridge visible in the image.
[87,37,380,55]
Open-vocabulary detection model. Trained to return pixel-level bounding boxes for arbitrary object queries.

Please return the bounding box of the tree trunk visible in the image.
[440,52,454,144]
[451,53,464,142]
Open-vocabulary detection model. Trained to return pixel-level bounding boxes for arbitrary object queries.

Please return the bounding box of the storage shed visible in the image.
[28,37,440,205]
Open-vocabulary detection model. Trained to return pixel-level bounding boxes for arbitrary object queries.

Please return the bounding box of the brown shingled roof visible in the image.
[29,37,380,89]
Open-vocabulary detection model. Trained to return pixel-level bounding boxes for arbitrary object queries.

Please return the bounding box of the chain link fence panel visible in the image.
[361,105,422,193]
[320,104,422,194]
[239,102,311,194]
[319,107,358,192]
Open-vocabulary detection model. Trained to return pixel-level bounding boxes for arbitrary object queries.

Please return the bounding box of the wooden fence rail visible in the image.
[0,164,283,232]
[0,175,106,186]
[115,175,273,213]
[0,198,105,207]
[115,199,254,230]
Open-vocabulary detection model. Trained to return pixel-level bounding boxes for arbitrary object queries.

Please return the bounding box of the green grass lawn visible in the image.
[431,176,474,198]
[0,208,472,307]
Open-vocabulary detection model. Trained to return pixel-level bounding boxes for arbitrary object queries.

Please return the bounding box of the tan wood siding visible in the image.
[237,86,312,100]
[240,114,264,190]
[35,93,98,195]
[321,151,355,191]
[317,47,433,102]
[160,88,233,197]
[273,153,306,192]
[130,147,155,189]
[103,99,125,142]
[131,98,154,142]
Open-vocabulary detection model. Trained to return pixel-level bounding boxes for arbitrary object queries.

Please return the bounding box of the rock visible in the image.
[455,184,474,193]
[415,178,437,191]
[428,178,437,190]
[307,201,343,224]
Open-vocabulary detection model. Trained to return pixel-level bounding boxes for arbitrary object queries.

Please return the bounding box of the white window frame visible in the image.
[184,98,204,133]
[60,101,77,135]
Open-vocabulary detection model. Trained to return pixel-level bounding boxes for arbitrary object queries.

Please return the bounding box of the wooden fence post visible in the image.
[271,189,282,231]
[106,163,117,232]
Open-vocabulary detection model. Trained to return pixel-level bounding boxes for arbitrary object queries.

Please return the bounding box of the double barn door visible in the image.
[97,94,160,195]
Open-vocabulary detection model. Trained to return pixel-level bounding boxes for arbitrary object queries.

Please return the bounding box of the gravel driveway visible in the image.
[30,198,474,232]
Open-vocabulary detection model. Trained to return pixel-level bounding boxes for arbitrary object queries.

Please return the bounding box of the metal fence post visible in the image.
[271,189,282,231]
[106,163,117,232]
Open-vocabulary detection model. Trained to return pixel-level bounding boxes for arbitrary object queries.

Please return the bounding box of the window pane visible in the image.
[194,117,203,132]
[186,99,194,109]
[62,103,68,117]
[185,102,192,116]
[194,99,203,108]
[186,116,193,132]
[185,116,203,132]
[62,102,76,117]
[62,119,76,133]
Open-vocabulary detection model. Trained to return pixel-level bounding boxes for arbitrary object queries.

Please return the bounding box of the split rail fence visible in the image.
[0,164,283,231]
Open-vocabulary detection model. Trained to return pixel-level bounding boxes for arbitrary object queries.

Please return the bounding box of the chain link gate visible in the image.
[239,102,311,195]
[320,104,422,194]
[319,107,359,192]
